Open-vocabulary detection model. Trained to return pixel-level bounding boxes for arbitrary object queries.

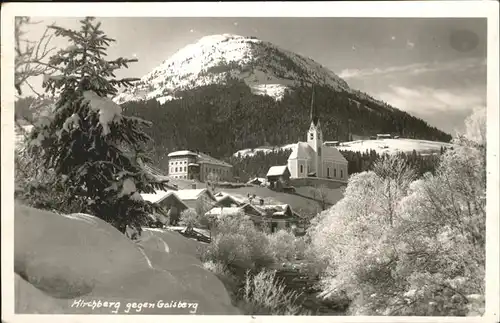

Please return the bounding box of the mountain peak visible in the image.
[114,34,351,104]
[196,34,257,44]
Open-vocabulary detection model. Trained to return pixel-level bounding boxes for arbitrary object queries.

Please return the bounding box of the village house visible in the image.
[246,177,268,186]
[266,165,291,190]
[205,199,302,234]
[167,150,233,182]
[376,134,392,139]
[174,188,217,211]
[214,192,245,207]
[284,88,348,181]
[140,190,189,226]
[255,204,301,232]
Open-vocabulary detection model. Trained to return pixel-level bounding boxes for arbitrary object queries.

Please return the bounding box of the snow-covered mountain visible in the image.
[233,138,456,158]
[114,34,377,105]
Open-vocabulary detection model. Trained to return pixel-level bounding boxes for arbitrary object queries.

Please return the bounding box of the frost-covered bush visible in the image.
[268,229,301,262]
[308,108,486,316]
[202,233,252,270]
[20,17,170,234]
[240,269,305,315]
[179,208,200,228]
[200,212,275,269]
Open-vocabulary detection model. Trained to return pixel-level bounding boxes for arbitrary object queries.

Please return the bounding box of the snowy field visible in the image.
[337,138,455,155]
[233,138,455,158]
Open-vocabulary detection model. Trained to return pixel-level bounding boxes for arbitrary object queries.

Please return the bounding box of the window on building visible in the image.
[310,133,313,140]
[327,167,330,177]
[300,165,303,173]
[184,166,186,171]
[341,170,344,178]
[334,169,337,177]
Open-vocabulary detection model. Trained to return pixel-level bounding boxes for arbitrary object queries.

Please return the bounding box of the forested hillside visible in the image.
[119,81,451,169]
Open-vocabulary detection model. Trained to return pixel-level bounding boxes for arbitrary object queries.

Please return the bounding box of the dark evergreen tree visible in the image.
[25,17,170,235]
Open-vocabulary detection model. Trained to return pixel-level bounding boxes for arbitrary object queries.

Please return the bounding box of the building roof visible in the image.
[266,165,289,177]
[197,152,233,168]
[256,204,292,215]
[287,141,347,164]
[214,192,245,204]
[141,190,175,203]
[246,177,268,185]
[288,142,315,160]
[168,150,232,168]
[175,188,211,201]
[215,195,244,207]
[240,203,267,216]
[168,150,198,157]
[205,207,243,217]
[140,190,190,209]
[322,145,348,164]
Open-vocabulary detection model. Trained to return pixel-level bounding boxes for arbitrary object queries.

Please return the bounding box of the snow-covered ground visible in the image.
[338,138,455,155]
[233,138,455,158]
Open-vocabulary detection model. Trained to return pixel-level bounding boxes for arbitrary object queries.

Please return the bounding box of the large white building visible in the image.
[287,89,348,181]
[167,150,233,182]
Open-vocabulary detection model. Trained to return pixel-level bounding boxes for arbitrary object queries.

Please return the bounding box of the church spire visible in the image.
[310,85,319,126]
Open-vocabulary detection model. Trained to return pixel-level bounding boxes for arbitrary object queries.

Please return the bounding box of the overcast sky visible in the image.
[21,17,487,135]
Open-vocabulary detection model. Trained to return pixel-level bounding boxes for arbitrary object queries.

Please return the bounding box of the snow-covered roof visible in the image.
[322,145,348,164]
[205,207,243,217]
[167,150,232,168]
[140,190,175,203]
[197,152,233,168]
[240,203,267,216]
[288,142,315,160]
[266,165,289,177]
[214,192,244,203]
[247,177,268,186]
[175,188,211,201]
[168,150,198,157]
[256,204,291,214]
[140,190,190,210]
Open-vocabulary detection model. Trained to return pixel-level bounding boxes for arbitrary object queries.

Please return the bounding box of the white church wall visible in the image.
[287,159,298,178]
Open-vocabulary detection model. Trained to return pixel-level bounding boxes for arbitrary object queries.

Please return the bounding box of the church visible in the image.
[286,89,349,181]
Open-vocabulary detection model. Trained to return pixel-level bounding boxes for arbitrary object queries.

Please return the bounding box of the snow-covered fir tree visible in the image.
[25,17,170,235]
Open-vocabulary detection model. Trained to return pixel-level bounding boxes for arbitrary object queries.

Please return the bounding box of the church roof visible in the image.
[322,144,348,163]
[288,142,315,160]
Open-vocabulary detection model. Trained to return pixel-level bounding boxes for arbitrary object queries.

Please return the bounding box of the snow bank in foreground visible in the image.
[14,203,240,314]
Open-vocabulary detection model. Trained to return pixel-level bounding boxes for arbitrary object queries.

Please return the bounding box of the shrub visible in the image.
[201,212,275,270]
[202,233,251,270]
[240,269,305,315]
[179,208,200,228]
[268,229,302,262]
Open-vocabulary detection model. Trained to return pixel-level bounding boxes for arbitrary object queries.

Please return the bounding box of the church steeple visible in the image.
[310,86,319,126]
[307,85,323,178]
